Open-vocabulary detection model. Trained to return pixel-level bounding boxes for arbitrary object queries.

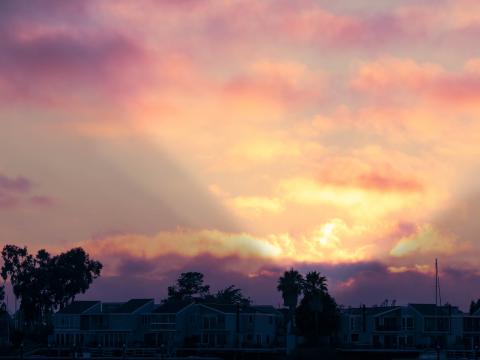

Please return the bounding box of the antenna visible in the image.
[435,258,442,307]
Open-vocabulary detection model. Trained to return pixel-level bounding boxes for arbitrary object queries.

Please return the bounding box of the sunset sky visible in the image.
[2,0,480,309]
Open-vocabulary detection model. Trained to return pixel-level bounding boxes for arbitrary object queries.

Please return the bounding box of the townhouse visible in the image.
[340,303,474,349]
[53,299,285,352]
[53,299,155,347]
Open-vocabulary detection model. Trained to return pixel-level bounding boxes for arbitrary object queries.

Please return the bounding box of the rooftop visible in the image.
[57,301,100,314]
[114,299,154,313]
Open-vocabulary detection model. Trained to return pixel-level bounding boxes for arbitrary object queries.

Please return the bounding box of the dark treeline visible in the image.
[0,244,102,345]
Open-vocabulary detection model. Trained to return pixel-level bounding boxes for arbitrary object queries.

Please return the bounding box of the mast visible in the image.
[435,258,442,307]
[435,258,438,307]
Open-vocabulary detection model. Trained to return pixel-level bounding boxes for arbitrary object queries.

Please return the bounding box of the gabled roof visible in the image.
[251,305,282,315]
[153,302,192,314]
[101,303,123,313]
[343,306,399,316]
[409,304,458,316]
[57,301,100,314]
[114,299,154,313]
[201,303,240,314]
[200,303,281,315]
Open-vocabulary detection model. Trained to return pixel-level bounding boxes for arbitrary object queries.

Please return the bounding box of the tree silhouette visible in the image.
[303,271,327,296]
[277,268,304,332]
[1,244,102,324]
[296,271,339,344]
[166,272,210,302]
[206,285,251,305]
[470,299,480,314]
[0,284,5,312]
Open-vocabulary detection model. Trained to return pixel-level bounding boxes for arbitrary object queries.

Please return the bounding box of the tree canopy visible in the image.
[277,268,339,343]
[470,299,480,314]
[165,273,251,306]
[1,244,102,324]
[166,272,210,302]
[206,285,251,306]
[277,268,304,309]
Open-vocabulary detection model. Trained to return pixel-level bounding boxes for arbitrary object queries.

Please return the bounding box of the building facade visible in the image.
[53,299,285,353]
[340,303,478,350]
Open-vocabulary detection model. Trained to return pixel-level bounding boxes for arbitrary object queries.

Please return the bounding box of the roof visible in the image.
[153,302,191,314]
[114,299,154,313]
[409,304,459,316]
[101,302,124,313]
[201,303,281,315]
[57,301,100,314]
[251,305,282,315]
[201,303,240,314]
[343,306,400,316]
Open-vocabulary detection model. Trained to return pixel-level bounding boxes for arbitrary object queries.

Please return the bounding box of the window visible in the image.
[351,334,359,342]
[407,336,414,346]
[249,315,253,323]
[256,334,262,345]
[269,316,273,325]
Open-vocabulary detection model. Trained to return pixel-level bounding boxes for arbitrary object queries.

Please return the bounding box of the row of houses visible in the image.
[22,299,480,353]
[52,299,286,354]
[340,303,480,350]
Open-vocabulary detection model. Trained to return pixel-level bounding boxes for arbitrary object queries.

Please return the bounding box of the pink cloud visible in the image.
[29,195,55,207]
[357,172,423,192]
[351,57,480,106]
[0,173,32,192]
[0,172,55,210]
[0,1,148,108]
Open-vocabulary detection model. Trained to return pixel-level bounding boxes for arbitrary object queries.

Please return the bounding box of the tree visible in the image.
[470,299,480,314]
[206,285,251,305]
[1,244,102,325]
[296,271,339,344]
[166,272,210,302]
[0,284,5,312]
[277,268,304,333]
[303,271,327,297]
[50,247,103,308]
[277,268,304,309]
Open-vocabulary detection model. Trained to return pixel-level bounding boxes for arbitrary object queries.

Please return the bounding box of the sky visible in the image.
[1,0,480,310]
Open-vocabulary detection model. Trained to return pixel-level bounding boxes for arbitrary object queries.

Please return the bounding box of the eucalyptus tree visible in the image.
[1,244,102,325]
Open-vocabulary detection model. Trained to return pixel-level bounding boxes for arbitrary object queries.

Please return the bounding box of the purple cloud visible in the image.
[0,173,32,193]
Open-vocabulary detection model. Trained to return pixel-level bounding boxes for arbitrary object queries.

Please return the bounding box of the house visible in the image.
[142,301,192,352]
[53,299,155,347]
[143,303,284,350]
[53,300,285,352]
[340,305,405,347]
[340,303,467,349]
[462,308,480,349]
[408,304,463,348]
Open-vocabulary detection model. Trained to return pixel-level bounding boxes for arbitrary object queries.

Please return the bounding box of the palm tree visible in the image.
[303,271,327,297]
[277,269,304,332]
[304,271,327,341]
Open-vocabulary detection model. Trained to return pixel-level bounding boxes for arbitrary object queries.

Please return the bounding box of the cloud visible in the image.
[76,251,480,311]
[0,172,53,210]
[351,57,480,106]
[0,1,148,108]
[0,173,31,193]
[390,224,467,258]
